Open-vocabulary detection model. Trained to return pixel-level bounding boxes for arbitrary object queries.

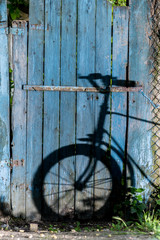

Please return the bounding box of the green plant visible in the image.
[9,68,14,106]
[108,0,127,6]
[84,226,90,232]
[96,225,103,231]
[48,225,58,233]
[127,187,146,221]
[136,210,160,238]
[113,187,146,221]
[7,0,29,21]
[111,217,127,231]
[149,187,160,218]
[74,221,81,232]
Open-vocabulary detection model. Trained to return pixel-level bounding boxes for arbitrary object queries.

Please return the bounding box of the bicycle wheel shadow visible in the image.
[32,138,156,221]
[32,144,125,220]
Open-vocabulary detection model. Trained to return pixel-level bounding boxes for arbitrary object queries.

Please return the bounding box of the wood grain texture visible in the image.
[11,21,27,218]
[0,0,10,214]
[59,0,77,218]
[26,0,44,220]
[76,0,96,218]
[43,0,61,219]
[128,0,153,195]
[111,7,129,182]
[94,0,112,217]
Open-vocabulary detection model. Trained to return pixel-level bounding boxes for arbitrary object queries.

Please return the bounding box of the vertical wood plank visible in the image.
[111,7,129,185]
[0,0,7,23]
[11,21,27,218]
[0,0,10,214]
[43,0,61,219]
[94,0,112,217]
[76,0,96,218]
[26,0,44,220]
[59,0,77,218]
[128,0,153,195]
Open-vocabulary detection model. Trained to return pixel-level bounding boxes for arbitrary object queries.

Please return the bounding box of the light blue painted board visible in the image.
[111,7,129,186]
[11,20,27,218]
[94,0,112,217]
[0,0,7,23]
[43,0,61,219]
[59,0,77,218]
[76,0,96,218]
[0,0,10,214]
[128,0,153,195]
[26,0,44,220]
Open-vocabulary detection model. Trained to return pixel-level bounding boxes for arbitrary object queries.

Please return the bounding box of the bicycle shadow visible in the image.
[0,73,156,220]
[30,73,156,220]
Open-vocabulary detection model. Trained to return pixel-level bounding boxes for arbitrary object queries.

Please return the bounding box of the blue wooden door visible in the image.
[0,0,153,220]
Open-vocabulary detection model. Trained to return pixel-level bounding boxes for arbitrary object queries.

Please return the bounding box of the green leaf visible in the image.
[156,200,160,205]
[135,188,144,193]
[136,195,143,201]
[10,7,20,20]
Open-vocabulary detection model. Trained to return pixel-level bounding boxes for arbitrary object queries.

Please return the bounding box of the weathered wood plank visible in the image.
[94,0,112,217]
[0,0,10,214]
[42,0,61,220]
[59,0,77,218]
[76,0,96,219]
[0,0,7,22]
[26,0,44,220]
[11,20,27,218]
[111,7,129,187]
[128,0,153,195]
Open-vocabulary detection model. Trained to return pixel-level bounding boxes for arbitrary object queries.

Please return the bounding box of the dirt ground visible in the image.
[0,217,158,240]
[0,229,157,240]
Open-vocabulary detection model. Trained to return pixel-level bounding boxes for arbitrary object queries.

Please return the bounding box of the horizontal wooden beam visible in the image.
[23,85,143,93]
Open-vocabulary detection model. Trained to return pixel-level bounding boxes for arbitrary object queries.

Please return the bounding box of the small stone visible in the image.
[11,235,14,238]
[29,235,33,239]
[51,235,57,239]
[30,223,38,232]
[19,230,25,233]
[96,229,99,232]
[40,234,45,237]
[71,229,76,233]
[0,234,4,237]
[108,234,112,237]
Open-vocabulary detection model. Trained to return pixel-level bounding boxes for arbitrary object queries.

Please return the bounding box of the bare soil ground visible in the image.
[0,217,158,240]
